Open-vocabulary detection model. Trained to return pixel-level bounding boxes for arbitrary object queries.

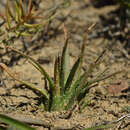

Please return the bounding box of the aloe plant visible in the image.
[0,23,122,111]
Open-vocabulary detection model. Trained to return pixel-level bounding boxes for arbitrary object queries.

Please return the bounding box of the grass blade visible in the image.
[78,63,98,89]
[15,0,22,22]
[79,70,124,99]
[79,66,109,93]
[0,114,35,130]
[75,23,96,78]
[88,70,123,86]
[15,31,33,37]
[19,0,25,17]
[0,63,49,100]
[6,1,11,29]
[6,0,15,21]
[24,23,42,28]
[7,46,54,91]
[92,67,109,80]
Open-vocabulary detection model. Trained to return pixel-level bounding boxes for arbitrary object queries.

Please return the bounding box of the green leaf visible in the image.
[60,38,70,93]
[15,0,22,22]
[78,67,109,95]
[6,7,11,29]
[64,57,81,92]
[24,23,42,28]
[0,114,35,130]
[19,80,49,100]
[19,0,25,18]
[64,73,85,109]
[64,63,98,109]
[61,25,95,100]
[50,56,65,111]
[0,63,49,100]
[6,1,15,20]
[7,46,54,92]
[15,31,33,36]
[50,95,64,111]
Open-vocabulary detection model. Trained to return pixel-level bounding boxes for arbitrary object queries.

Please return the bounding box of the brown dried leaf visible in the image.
[0,63,20,82]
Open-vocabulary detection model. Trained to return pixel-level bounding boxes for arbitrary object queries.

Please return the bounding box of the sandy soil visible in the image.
[0,0,130,130]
